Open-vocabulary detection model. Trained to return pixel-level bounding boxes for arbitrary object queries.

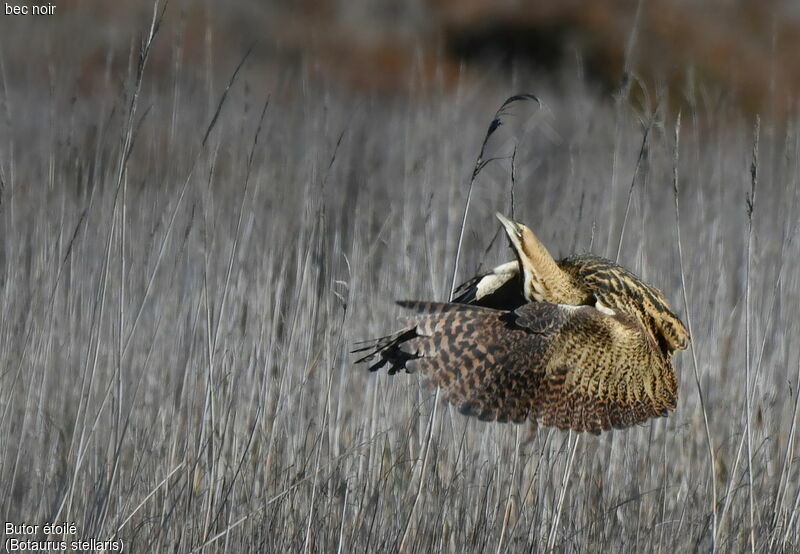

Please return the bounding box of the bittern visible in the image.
[354,213,689,434]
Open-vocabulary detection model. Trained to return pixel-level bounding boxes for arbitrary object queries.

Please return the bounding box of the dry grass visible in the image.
[1,12,800,553]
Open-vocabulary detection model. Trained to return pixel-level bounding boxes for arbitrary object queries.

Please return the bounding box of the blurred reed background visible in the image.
[1,0,799,551]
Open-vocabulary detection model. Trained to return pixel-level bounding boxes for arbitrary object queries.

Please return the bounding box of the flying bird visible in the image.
[354,213,690,434]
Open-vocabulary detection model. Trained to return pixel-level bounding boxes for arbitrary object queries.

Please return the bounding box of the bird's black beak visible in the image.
[496,212,523,241]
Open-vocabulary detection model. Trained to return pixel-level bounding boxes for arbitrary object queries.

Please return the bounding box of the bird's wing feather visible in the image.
[567,256,690,354]
[451,261,525,310]
[357,301,677,434]
[520,303,678,433]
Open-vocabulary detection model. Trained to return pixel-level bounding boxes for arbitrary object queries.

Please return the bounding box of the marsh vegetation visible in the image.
[1,9,800,552]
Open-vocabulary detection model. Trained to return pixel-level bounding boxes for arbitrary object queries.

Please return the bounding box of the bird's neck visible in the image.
[519,245,584,305]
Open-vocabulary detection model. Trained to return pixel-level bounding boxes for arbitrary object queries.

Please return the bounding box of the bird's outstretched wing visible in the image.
[355,301,677,434]
[561,255,691,355]
[354,262,524,371]
[451,261,524,310]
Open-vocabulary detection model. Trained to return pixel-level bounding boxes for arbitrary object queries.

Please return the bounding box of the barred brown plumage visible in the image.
[354,213,690,434]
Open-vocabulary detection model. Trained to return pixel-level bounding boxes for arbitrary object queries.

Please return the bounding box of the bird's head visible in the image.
[495,213,583,304]
[495,212,528,255]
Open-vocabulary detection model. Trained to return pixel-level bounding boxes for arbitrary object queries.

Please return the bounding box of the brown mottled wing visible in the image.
[561,254,690,355]
[530,303,678,433]
[354,263,524,371]
[356,301,677,434]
